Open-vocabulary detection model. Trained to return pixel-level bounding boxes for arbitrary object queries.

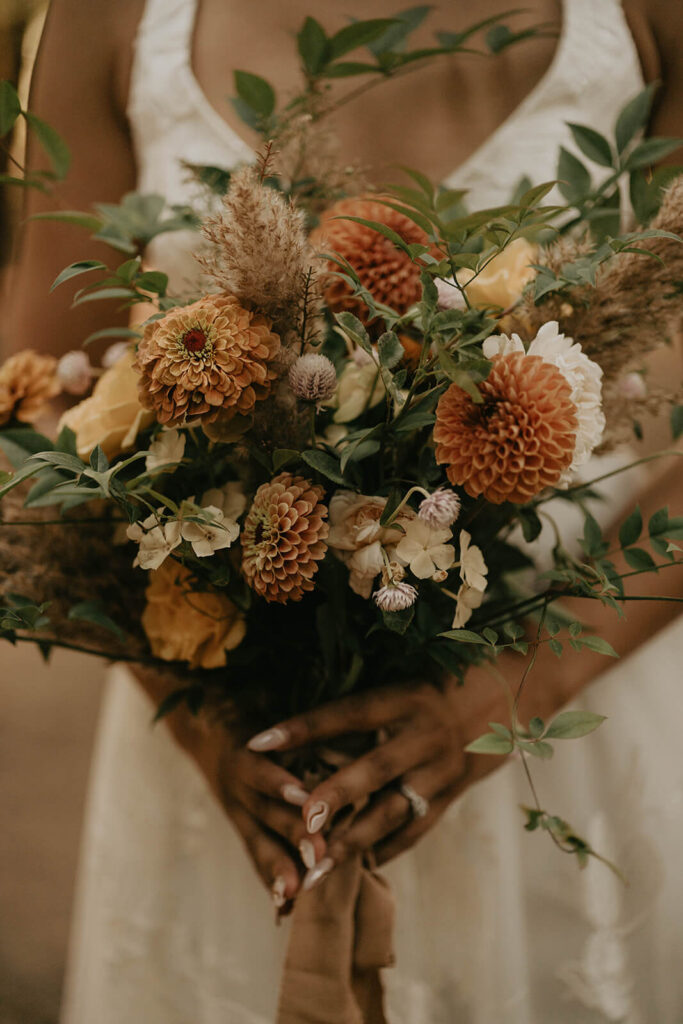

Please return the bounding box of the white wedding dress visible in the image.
[61,2,683,1022]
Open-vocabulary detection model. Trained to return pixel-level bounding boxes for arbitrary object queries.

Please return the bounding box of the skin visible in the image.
[2,0,682,905]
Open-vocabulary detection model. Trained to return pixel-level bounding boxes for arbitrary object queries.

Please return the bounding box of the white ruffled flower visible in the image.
[452,583,485,628]
[181,505,240,557]
[395,519,455,579]
[458,530,488,591]
[145,429,186,472]
[57,350,93,396]
[373,581,418,612]
[127,513,182,570]
[483,321,605,484]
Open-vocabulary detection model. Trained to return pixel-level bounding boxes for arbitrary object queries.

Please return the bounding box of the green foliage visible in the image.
[0,80,21,136]
[68,601,125,642]
[544,710,607,739]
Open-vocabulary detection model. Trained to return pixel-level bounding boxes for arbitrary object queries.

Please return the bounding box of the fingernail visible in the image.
[271,875,287,909]
[306,801,329,834]
[302,857,334,892]
[299,838,317,870]
[247,726,289,752]
[281,783,309,806]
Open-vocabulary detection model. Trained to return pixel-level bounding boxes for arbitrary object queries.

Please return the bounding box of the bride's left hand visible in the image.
[246,672,506,877]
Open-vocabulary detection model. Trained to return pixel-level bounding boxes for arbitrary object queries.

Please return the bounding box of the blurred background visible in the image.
[1,6,106,1024]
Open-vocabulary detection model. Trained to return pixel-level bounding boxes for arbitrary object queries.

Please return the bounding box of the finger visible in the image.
[228,801,301,906]
[246,685,422,753]
[374,785,457,866]
[237,787,328,865]
[237,750,311,807]
[301,727,445,835]
[325,751,458,861]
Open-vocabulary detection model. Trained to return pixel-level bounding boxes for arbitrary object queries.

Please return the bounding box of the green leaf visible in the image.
[26,451,85,474]
[233,70,276,118]
[272,448,299,472]
[297,16,329,74]
[566,123,613,168]
[529,716,545,738]
[89,445,109,473]
[518,506,542,542]
[323,61,382,78]
[648,507,669,542]
[83,326,140,347]
[625,137,682,170]
[615,83,657,154]
[623,546,656,572]
[327,19,398,60]
[549,638,563,657]
[465,732,513,755]
[72,286,136,306]
[30,209,103,231]
[152,685,205,723]
[377,331,404,370]
[488,721,512,739]
[334,311,374,353]
[0,80,22,137]
[382,605,414,634]
[25,112,70,178]
[578,635,619,658]
[50,260,106,292]
[482,627,498,645]
[545,709,607,739]
[68,601,125,642]
[439,628,488,645]
[0,428,54,468]
[582,513,604,557]
[301,449,347,485]
[519,739,554,759]
[557,146,591,204]
[671,405,683,440]
[618,505,642,549]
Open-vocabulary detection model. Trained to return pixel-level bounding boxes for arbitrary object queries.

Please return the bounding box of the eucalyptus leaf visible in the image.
[545,709,607,739]
[464,732,513,755]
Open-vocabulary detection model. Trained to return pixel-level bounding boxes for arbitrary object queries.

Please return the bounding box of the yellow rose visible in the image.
[58,349,154,459]
[142,561,246,669]
[461,238,536,311]
[330,357,386,423]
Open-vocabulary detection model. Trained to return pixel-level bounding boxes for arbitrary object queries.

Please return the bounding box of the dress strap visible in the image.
[127,0,198,126]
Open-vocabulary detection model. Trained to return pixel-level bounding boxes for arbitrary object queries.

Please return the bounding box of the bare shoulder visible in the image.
[38,0,145,118]
[623,0,683,141]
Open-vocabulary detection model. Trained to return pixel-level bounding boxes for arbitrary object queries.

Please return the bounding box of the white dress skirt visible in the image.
[61,1,683,1021]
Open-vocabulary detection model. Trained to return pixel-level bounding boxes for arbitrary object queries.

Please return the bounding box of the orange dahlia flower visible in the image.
[311,197,430,323]
[241,473,329,603]
[134,295,280,426]
[434,353,578,504]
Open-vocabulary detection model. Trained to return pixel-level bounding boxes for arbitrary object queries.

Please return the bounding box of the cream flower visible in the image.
[57,350,93,396]
[201,480,247,522]
[484,321,605,482]
[127,514,182,570]
[395,519,455,580]
[145,429,186,472]
[460,238,536,310]
[330,359,385,423]
[452,583,485,629]
[58,349,154,460]
[328,492,412,598]
[458,530,488,592]
[374,581,418,612]
[435,277,467,311]
[180,505,240,558]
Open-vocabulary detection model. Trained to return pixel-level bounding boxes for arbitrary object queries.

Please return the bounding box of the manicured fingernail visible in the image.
[299,838,317,870]
[306,801,329,834]
[271,875,287,909]
[281,783,309,806]
[302,857,334,892]
[247,726,289,752]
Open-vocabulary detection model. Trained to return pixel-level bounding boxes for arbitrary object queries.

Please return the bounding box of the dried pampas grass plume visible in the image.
[508,176,683,442]
[198,166,323,344]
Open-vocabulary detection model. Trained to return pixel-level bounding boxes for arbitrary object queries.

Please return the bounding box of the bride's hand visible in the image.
[134,667,326,905]
[245,673,506,879]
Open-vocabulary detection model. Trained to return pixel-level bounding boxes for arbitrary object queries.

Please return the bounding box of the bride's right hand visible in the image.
[134,667,326,907]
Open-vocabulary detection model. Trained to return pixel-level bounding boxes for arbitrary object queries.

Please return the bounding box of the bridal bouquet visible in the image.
[1,10,682,866]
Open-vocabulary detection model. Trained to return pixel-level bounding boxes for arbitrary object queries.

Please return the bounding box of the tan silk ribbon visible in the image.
[276,855,395,1024]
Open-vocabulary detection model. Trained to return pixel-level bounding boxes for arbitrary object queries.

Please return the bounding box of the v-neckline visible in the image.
[184,0,567,186]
